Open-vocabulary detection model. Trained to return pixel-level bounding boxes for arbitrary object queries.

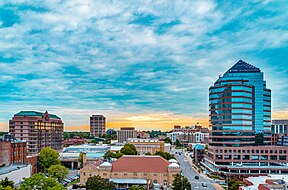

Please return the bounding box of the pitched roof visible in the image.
[111,155,170,173]
[225,60,261,74]
[14,111,61,119]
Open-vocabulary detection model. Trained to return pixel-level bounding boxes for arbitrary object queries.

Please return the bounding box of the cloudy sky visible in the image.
[0,0,287,131]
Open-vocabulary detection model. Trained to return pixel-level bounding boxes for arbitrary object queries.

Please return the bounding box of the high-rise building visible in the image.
[9,111,64,154]
[90,115,106,137]
[209,60,271,146]
[117,127,137,143]
[204,60,288,175]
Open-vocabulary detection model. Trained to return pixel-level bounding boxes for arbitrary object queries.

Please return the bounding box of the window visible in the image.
[103,173,107,176]
[124,173,128,176]
[83,172,85,176]
[153,174,157,176]
[153,180,157,184]
[114,173,118,176]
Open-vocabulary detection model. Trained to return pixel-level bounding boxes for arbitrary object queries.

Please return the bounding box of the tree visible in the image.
[120,144,137,155]
[86,175,115,190]
[78,152,84,168]
[228,179,243,190]
[104,150,115,159]
[130,185,145,190]
[172,174,191,190]
[164,137,172,144]
[0,178,14,189]
[155,151,174,160]
[19,173,65,190]
[38,147,61,171]
[174,139,182,148]
[145,152,152,155]
[48,164,69,182]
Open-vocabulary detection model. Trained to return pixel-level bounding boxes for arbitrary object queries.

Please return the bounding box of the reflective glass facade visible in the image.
[209,60,271,147]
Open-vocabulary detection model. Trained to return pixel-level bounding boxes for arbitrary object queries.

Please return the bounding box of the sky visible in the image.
[0,0,287,131]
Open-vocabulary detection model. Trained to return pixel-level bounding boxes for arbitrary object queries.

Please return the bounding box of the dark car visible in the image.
[72,184,79,189]
[202,183,207,187]
[195,176,199,180]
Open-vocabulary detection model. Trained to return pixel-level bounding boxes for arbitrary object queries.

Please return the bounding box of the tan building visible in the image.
[128,138,171,155]
[79,155,180,189]
[9,111,63,154]
[117,127,137,143]
[90,115,106,137]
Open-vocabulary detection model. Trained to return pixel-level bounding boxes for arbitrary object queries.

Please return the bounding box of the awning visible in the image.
[109,178,147,184]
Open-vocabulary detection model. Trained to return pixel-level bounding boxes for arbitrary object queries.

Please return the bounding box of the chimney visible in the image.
[83,152,87,166]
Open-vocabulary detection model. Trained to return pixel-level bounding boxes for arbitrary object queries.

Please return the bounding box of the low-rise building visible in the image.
[241,175,288,190]
[79,155,181,189]
[0,164,32,185]
[117,127,137,143]
[63,136,88,146]
[0,134,27,166]
[128,138,171,155]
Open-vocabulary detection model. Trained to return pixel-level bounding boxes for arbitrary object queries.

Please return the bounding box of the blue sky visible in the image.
[0,0,287,131]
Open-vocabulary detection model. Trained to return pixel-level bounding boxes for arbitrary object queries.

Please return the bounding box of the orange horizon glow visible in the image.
[0,111,287,132]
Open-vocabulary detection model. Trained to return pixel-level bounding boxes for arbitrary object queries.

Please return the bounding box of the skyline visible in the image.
[0,1,288,131]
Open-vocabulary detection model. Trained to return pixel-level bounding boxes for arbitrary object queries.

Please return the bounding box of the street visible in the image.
[172,150,216,190]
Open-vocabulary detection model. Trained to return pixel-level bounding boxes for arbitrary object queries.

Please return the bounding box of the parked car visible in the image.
[72,184,79,189]
[195,176,199,180]
[202,183,207,187]
[219,182,227,185]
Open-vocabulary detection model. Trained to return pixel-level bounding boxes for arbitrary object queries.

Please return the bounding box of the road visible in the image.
[172,150,216,190]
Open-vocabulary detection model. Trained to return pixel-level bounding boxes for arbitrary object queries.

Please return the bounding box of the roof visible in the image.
[193,144,204,150]
[225,60,261,74]
[0,164,29,175]
[109,178,147,184]
[111,155,170,173]
[14,111,61,119]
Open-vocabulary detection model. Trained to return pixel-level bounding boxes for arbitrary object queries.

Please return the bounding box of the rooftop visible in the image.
[225,60,261,74]
[0,164,29,175]
[14,111,61,119]
[111,155,170,173]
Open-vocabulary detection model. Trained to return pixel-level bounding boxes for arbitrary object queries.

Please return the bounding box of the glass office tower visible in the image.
[209,60,271,147]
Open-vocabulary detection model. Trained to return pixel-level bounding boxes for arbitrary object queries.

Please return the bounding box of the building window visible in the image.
[103,173,107,176]
[83,172,85,176]
[134,173,137,176]
[153,180,157,184]
[153,174,157,176]
[114,173,118,176]
[124,173,128,176]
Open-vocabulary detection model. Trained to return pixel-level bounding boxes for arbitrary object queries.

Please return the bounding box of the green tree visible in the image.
[78,152,84,168]
[172,174,191,190]
[19,173,65,190]
[103,150,115,159]
[174,139,182,148]
[145,152,152,155]
[48,164,69,182]
[0,178,14,189]
[120,144,137,155]
[130,185,145,190]
[86,175,115,190]
[38,147,61,171]
[155,151,174,160]
[164,137,172,144]
[228,179,243,190]
[115,152,124,159]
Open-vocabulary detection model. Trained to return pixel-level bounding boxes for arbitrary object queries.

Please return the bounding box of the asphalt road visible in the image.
[172,150,216,190]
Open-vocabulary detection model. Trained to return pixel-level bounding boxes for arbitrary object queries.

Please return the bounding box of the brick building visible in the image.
[0,134,27,166]
[90,115,106,137]
[9,111,64,154]
[79,155,180,189]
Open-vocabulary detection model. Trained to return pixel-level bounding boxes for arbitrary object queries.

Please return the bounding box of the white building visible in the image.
[0,164,32,185]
